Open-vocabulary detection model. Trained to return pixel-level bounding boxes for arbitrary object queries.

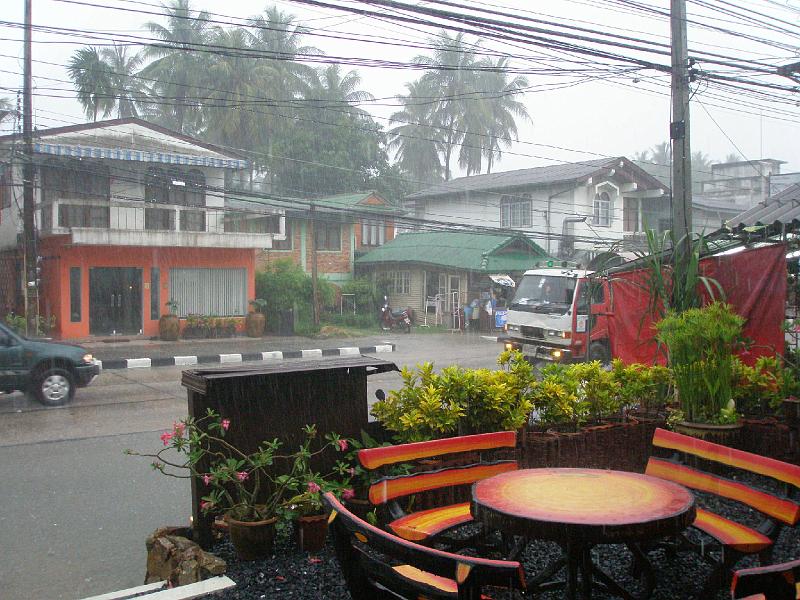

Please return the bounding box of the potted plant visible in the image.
[127,414,351,560]
[246,299,268,338]
[614,360,672,421]
[159,300,180,341]
[655,302,745,439]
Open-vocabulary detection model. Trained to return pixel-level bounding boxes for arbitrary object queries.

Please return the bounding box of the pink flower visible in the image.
[221,419,231,431]
[348,467,356,477]
[337,439,348,452]
[307,481,321,493]
[236,471,249,482]
[200,500,212,512]
[160,431,173,446]
[173,422,185,437]
[342,488,355,501]
[202,474,213,486]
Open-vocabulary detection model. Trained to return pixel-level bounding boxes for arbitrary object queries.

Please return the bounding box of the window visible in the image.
[0,164,11,210]
[145,168,204,206]
[272,220,293,250]
[593,191,611,227]
[223,212,280,234]
[150,268,160,321]
[144,167,169,203]
[42,160,110,202]
[387,271,411,295]
[69,267,81,322]
[168,268,246,316]
[315,222,341,251]
[623,198,639,232]
[500,194,532,228]
[58,204,110,228]
[179,209,205,232]
[145,207,174,231]
[361,219,385,246]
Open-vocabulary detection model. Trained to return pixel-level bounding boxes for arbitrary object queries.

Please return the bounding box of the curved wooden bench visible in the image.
[645,428,800,597]
[323,492,527,599]
[358,431,518,545]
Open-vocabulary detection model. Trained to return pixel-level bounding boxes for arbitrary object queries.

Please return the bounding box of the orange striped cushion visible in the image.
[369,461,518,504]
[693,508,773,553]
[359,431,517,470]
[652,428,800,488]
[646,457,800,525]
[389,502,473,542]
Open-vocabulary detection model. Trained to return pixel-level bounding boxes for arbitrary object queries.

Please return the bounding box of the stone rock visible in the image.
[145,527,226,587]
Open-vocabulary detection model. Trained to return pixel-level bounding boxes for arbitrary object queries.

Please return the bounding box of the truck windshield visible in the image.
[510,274,577,314]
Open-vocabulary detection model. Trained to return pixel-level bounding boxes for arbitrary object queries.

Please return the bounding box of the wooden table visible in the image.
[471,468,696,599]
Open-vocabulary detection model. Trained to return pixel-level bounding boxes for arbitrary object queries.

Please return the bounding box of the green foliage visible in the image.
[611,359,672,414]
[323,312,377,330]
[733,356,800,416]
[371,351,534,442]
[656,302,745,424]
[249,298,268,314]
[4,313,56,336]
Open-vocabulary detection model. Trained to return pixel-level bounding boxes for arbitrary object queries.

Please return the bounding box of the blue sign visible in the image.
[495,309,508,328]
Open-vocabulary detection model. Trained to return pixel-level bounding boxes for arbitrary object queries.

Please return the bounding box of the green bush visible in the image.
[256,259,335,333]
[339,277,383,315]
[324,312,377,329]
[371,350,535,442]
[611,360,672,414]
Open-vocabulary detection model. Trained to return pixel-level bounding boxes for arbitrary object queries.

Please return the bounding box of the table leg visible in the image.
[627,543,656,598]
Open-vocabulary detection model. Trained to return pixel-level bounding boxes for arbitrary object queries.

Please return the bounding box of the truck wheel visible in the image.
[587,343,610,367]
[31,367,75,406]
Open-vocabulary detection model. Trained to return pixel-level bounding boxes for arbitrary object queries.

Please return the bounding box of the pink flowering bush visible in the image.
[126,410,352,523]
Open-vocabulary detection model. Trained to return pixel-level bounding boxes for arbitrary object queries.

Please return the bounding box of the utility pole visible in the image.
[309,203,320,327]
[23,0,39,336]
[670,0,692,249]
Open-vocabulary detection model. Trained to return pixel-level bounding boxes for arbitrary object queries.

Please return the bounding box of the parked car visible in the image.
[0,321,101,406]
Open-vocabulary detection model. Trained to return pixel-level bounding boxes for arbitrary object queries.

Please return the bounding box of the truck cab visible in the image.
[501,268,611,364]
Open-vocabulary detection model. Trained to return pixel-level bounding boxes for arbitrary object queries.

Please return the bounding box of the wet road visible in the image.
[0,332,501,600]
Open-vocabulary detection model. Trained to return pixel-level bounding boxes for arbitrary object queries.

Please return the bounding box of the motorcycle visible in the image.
[380,296,412,333]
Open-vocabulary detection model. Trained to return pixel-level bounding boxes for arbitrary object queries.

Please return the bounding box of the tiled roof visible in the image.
[729,183,800,227]
[355,231,550,272]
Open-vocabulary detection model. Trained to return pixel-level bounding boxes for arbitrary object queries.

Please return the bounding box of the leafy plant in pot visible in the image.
[246,299,268,338]
[655,302,745,438]
[126,413,347,560]
[159,300,180,341]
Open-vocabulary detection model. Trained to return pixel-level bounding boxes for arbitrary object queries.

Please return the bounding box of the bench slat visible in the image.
[693,508,773,554]
[646,457,800,525]
[389,502,473,542]
[652,428,800,488]
[369,461,518,504]
[358,431,517,470]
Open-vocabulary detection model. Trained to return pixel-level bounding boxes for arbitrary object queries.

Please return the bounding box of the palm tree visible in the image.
[67,47,115,122]
[141,0,211,134]
[304,64,373,108]
[100,44,144,118]
[388,80,444,185]
[469,57,530,174]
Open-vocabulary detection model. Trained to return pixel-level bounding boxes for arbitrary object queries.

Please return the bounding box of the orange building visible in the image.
[0,119,282,339]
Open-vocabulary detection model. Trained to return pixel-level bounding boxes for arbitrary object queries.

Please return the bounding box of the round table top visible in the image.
[472,468,695,543]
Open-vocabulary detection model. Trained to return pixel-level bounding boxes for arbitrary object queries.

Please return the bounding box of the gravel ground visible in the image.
[206,472,800,600]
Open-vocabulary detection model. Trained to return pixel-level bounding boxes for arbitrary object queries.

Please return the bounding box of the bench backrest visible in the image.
[730,558,800,600]
[323,492,526,599]
[358,431,517,470]
[646,428,800,526]
[359,431,518,505]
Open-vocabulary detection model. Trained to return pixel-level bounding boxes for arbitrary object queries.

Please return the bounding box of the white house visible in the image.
[402,157,670,259]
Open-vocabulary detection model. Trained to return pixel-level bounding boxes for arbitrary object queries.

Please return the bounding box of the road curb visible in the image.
[99,343,396,370]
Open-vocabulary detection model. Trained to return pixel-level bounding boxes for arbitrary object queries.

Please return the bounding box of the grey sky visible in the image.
[1,0,798,175]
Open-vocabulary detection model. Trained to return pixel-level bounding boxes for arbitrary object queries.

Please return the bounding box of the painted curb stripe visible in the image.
[100,344,395,369]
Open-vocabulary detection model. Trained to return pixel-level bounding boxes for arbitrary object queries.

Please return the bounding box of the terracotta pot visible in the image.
[158,314,180,341]
[245,312,266,338]
[224,514,277,561]
[295,514,328,552]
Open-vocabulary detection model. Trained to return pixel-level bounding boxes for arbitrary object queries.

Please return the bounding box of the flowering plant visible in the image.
[126,410,352,523]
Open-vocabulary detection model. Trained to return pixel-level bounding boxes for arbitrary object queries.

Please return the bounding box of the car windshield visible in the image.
[510,274,577,314]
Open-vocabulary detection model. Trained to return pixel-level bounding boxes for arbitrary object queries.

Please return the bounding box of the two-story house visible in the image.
[402,157,670,259]
[257,191,403,283]
[0,118,283,339]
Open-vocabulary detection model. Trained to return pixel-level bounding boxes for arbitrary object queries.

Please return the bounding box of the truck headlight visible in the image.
[507,325,519,331]
[82,353,94,364]
[547,330,571,339]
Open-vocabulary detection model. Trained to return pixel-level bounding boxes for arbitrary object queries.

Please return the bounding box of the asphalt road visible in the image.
[0,331,501,600]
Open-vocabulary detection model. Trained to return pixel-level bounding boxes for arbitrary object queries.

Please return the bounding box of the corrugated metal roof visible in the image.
[355,231,550,272]
[730,183,800,227]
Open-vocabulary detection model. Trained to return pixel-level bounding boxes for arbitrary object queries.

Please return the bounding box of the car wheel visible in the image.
[587,342,610,367]
[32,367,75,406]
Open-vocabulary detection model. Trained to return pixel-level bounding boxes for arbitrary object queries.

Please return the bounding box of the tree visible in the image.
[100,44,144,118]
[388,80,444,186]
[67,47,115,122]
[140,0,211,134]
